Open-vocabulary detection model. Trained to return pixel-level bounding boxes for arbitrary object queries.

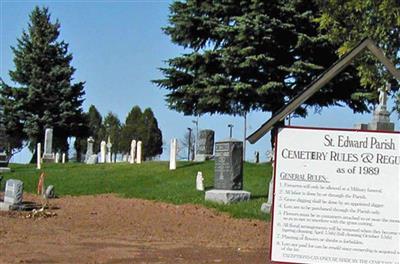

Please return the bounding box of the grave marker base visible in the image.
[205,189,250,204]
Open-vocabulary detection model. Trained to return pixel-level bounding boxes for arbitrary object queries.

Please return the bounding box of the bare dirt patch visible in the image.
[0,193,270,263]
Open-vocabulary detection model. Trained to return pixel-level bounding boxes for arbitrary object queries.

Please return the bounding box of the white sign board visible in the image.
[271,126,400,264]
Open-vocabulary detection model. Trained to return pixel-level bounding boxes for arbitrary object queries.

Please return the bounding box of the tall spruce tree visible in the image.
[74,105,102,161]
[120,106,163,160]
[120,106,143,153]
[142,108,163,160]
[155,0,375,144]
[103,112,121,160]
[4,6,85,161]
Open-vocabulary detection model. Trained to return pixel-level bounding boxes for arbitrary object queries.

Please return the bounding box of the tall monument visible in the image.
[42,128,55,162]
[355,83,395,132]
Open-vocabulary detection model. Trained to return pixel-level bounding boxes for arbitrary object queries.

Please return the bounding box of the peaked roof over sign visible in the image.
[247,38,400,144]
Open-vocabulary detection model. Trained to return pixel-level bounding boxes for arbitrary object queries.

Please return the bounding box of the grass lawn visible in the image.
[2,161,272,221]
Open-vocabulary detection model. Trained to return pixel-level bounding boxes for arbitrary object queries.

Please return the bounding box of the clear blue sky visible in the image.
[1,0,399,163]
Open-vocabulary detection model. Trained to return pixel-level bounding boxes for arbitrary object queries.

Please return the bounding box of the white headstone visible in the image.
[55,152,60,163]
[196,171,204,191]
[42,128,54,162]
[136,141,142,164]
[130,140,136,164]
[37,143,41,170]
[43,128,53,155]
[85,137,98,164]
[4,179,23,205]
[62,153,66,164]
[169,138,177,170]
[100,140,106,163]
[106,137,112,163]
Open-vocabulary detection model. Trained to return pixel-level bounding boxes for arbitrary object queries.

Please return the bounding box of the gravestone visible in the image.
[169,138,177,170]
[44,185,55,199]
[205,138,250,204]
[55,152,60,163]
[4,179,23,204]
[254,151,260,163]
[106,137,112,163]
[195,129,215,161]
[136,141,142,164]
[100,140,106,163]
[42,128,55,162]
[36,143,42,170]
[0,104,10,172]
[196,171,204,191]
[85,137,98,164]
[214,139,243,189]
[0,179,24,211]
[62,153,66,164]
[130,140,136,164]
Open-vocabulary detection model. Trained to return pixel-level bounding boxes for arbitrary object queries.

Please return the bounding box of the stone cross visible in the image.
[196,171,204,191]
[36,143,41,170]
[169,138,177,170]
[42,128,55,162]
[62,153,66,164]
[130,140,136,164]
[106,137,112,163]
[136,141,142,164]
[100,140,106,163]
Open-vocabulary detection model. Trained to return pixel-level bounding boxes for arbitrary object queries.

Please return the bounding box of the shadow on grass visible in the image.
[177,162,205,169]
[250,194,267,200]
[204,185,214,191]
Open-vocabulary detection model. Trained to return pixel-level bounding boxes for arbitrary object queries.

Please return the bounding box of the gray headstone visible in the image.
[214,138,243,190]
[85,137,95,164]
[86,154,98,164]
[86,137,94,156]
[44,185,55,199]
[197,129,215,155]
[42,128,55,162]
[205,190,250,204]
[4,179,23,205]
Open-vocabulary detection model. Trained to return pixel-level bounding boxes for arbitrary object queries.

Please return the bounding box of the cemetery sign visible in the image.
[270,126,399,264]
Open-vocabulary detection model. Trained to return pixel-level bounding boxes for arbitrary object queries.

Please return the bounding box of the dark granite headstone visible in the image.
[197,130,215,155]
[214,139,243,190]
[195,129,215,161]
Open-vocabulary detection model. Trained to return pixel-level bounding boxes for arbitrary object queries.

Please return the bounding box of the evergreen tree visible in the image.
[141,108,163,160]
[120,106,143,153]
[120,106,163,160]
[103,112,121,159]
[0,81,28,157]
[3,6,85,161]
[155,1,375,143]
